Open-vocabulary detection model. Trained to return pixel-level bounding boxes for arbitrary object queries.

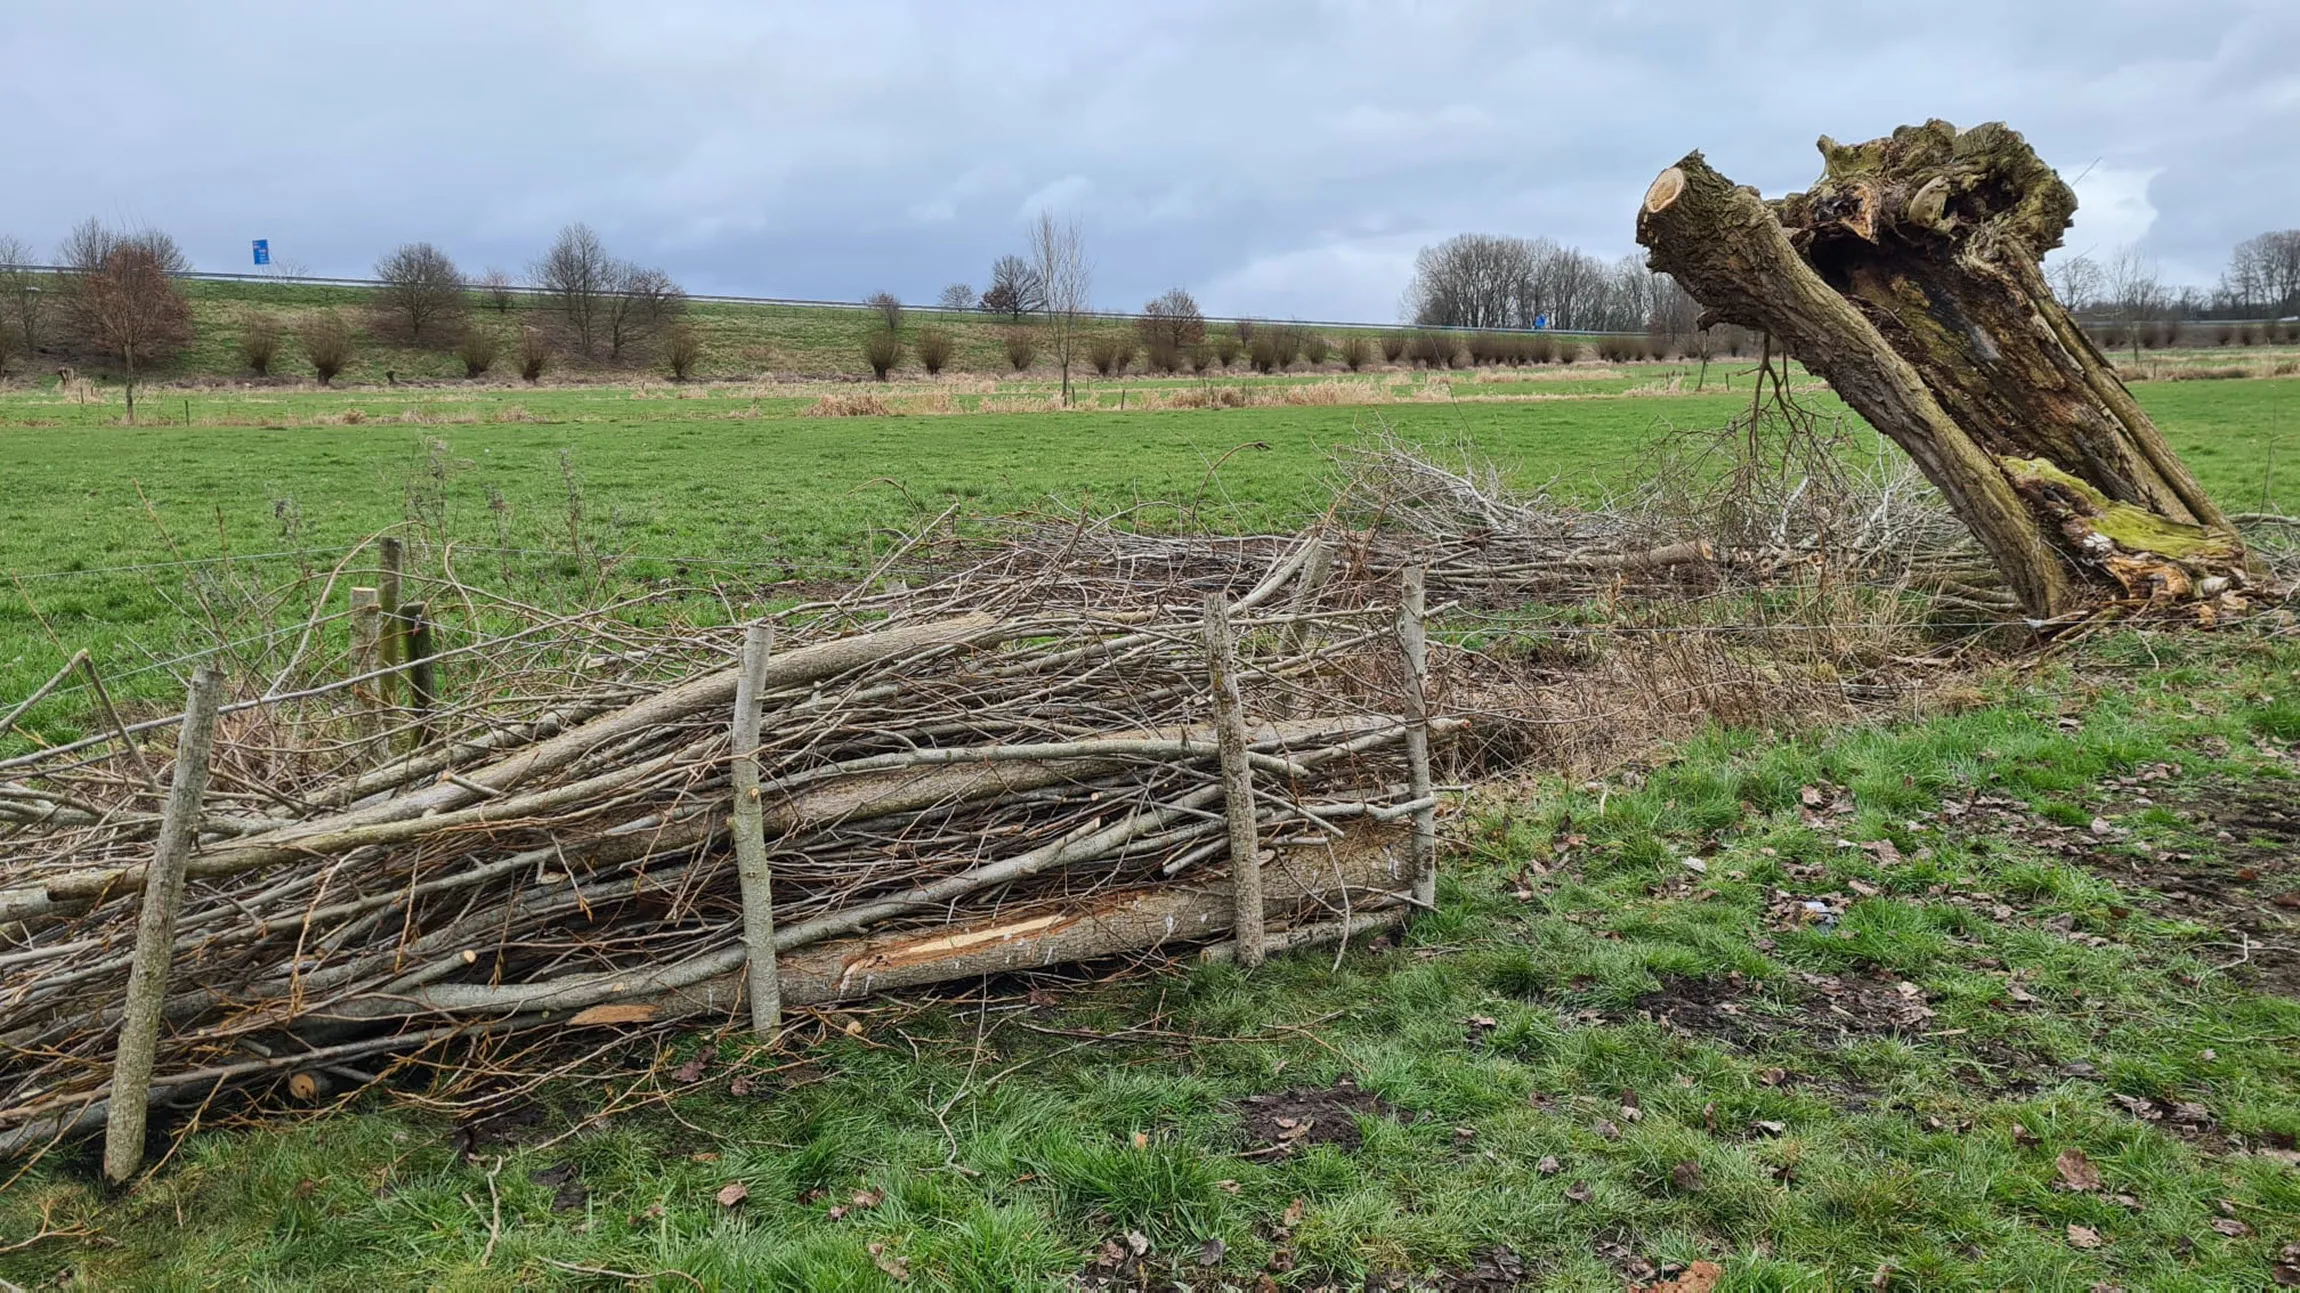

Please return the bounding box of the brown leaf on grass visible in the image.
[567,1003,656,1027]
[851,1189,882,1209]
[2067,1223,2103,1249]
[1671,1160,1706,1192]
[673,1052,710,1083]
[1280,1197,1305,1228]
[1537,1155,1562,1175]
[2055,1147,2102,1192]
[1565,1180,1594,1203]
[1637,1259,1724,1293]
[867,1241,910,1281]
[1595,1119,1622,1141]
[715,1181,748,1208]
[1199,1238,1226,1267]
[2210,1217,2253,1238]
[727,1076,754,1097]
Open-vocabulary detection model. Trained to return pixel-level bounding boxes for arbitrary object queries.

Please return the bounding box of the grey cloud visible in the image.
[3,0,2292,317]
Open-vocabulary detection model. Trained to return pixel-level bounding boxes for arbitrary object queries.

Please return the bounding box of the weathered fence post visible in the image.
[729,624,782,1033]
[348,587,381,746]
[375,537,403,708]
[1202,592,1265,969]
[102,663,225,1184]
[1398,567,1437,909]
[402,601,437,744]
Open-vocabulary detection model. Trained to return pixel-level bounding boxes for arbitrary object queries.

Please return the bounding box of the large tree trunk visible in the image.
[1636,119,2260,621]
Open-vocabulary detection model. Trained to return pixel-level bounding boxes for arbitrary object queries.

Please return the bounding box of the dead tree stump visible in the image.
[1636,120,2260,621]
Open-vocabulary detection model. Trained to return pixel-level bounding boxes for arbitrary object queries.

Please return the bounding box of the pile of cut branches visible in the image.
[0,539,1463,1155]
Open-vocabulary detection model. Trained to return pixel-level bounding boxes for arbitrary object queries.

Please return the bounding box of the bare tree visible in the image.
[866,291,904,332]
[937,282,977,313]
[2048,253,2105,312]
[980,254,1045,320]
[478,267,516,314]
[373,242,466,343]
[1404,234,1530,328]
[600,263,686,361]
[300,311,355,385]
[56,219,192,423]
[1137,287,1207,349]
[0,236,47,357]
[2223,230,2300,318]
[2101,245,2165,363]
[532,223,612,354]
[1029,211,1091,406]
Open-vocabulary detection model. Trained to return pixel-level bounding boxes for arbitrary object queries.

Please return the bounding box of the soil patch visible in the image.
[1234,1076,1396,1154]
[2087,779,2300,995]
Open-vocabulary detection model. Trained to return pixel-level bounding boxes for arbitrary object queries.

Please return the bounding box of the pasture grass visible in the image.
[5,632,2298,1288]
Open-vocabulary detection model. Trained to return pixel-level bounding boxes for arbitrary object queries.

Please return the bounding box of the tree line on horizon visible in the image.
[3,216,2296,408]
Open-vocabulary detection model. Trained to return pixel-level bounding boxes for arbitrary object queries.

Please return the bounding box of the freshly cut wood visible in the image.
[1636,120,2259,619]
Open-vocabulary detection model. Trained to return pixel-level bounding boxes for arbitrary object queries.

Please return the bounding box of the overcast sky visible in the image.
[4,0,2294,319]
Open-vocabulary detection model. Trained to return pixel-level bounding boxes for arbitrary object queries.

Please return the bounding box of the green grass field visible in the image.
[3,351,2298,1289]
[5,633,2298,1289]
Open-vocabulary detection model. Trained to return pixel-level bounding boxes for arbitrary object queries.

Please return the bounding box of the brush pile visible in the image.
[0,537,1477,1153]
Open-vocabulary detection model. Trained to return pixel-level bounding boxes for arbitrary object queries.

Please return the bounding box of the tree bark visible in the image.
[1636,119,2259,620]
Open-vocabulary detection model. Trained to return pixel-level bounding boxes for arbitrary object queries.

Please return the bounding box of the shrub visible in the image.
[1465,332,1497,365]
[2214,325,2236,346]
[1233,318,1255,342]
[1552,338,1580,364]
[863,329,902,380]
[2240,325,2261,346]
[455,325,500,379]
[1185,342,1213,374]
[1407,330,1457,369]
[1523,334,1555,364]
[2166,365,2249,381]
[1215,334,1241,367]
[1301,333,1330,366]
[238,312,284,375]
[1247,333,1286,373]
[914,326,954,376]
[1003,329,1037,371]
[661,322,701,380]
[373,242,466,343]
[519,328,551,383]
[1379,333,1407,363]
[1087,333,1134,377]
[1339,335,1373,371]
[866,291,903,332]
[300,311,354,384]
[1143,337,1181,373]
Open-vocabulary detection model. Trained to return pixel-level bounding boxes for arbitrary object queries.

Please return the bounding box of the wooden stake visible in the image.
[1202,592,1264,969]
[375,537,403,708]
[729,623,781,1033]
[1398,567,1437,909]
[348,587,381,747]
[78,654,161,794]
[403,601,437,743]
[103,663,224,1184]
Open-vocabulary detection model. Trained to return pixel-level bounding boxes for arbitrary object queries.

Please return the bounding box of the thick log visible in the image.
[1636,120,2258,618]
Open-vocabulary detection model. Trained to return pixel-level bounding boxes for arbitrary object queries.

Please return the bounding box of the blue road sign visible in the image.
[1534,313,1550,330]
[252,239,270,266]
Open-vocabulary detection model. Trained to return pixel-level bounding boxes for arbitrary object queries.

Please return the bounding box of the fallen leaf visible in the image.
[689,1152,719,1163]
[1639,1259,1724,1293]
[2067,1223,2103,1250]
[673,1053,710,1083]
[2056,1147,2102,1192]
[1595,1119,1622,1141]
[867,1241,909,1281]
[1565,1179,1593,1203]
[1671,1160,1705,1192]
[2211,1217,2253,1238]
[1199,1237,1226,1267]
[1216,1178,1241,1194]
[1750,1119,1787,1137]
[851,1189,882,1209]
[727,1076,754,1097]
[715,1181,748,1208]
[1131,1131,1150,1149]
[1453,1126,1478,1144]
[1801,785,1825,807]
[1537,1155,1562,1175]
[568,1003,657,1027]
[1126,1230,1150,1255]
[1281,1197,1305,1228]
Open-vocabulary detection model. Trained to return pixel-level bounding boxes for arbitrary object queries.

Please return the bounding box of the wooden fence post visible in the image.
[729,624,782,1033]
[1202,593,1265,969]
[1398,567,1437,909]
[402,601,437,744]
[102,664,225,1184]
[348,587,381,747]
[376,537,403,708]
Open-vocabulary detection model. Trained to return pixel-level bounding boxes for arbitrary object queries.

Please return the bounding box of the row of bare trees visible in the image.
[1402,233,1660,333]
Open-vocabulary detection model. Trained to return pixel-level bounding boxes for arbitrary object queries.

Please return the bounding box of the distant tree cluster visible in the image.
[1403,233,1655,333]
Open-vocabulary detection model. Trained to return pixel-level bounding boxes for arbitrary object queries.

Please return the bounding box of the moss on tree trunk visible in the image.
[1636,119,2260,621]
